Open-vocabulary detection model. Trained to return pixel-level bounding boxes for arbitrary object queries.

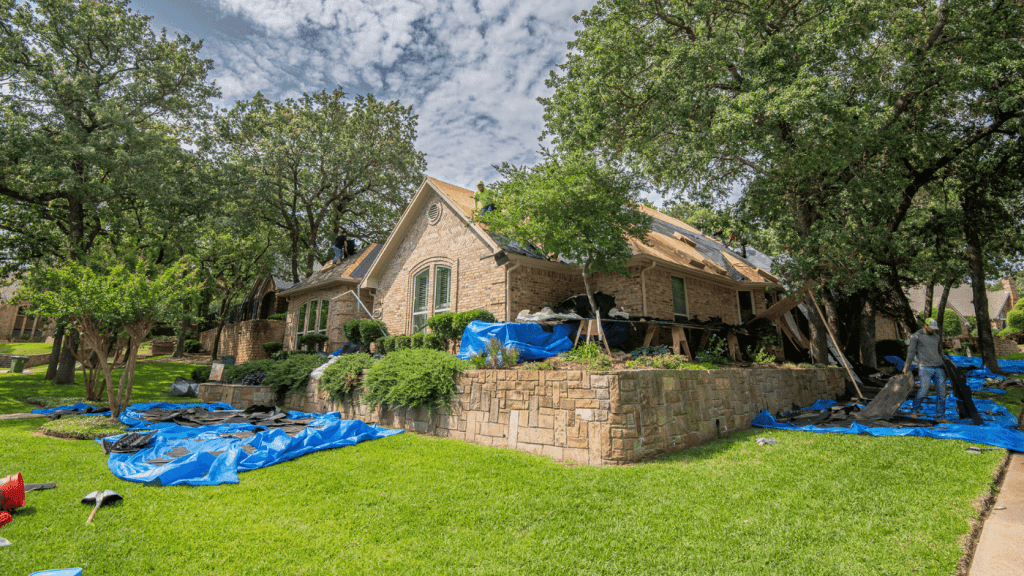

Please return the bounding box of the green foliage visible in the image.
[319,353,376,401]
[343,319,362,343]
[267,313,288,321]
[223,359,276,383]
[378,336,396,353]
[393,335,412,351]
[261,341,283,355]
[876,339,910,361]
[263,353,327,396]
[299,333,329,352]
[523,360,556,371]
[1008,299,1024,331]
[626,355,715,370]
[410,333,425,349]
[428,310,497,345]
[561,342,611,370]
[918,308,965,336]
[183,339,202,354]
[746,347,776,365]
[422,333,445,351]
[695,335,730,365]
[271,350,297,361]
[190,365,211,383]
[362,348,468,411]
[631,345,671,359]
[476,337,520,369]
[373,336,389,354]
[359,320,388,343]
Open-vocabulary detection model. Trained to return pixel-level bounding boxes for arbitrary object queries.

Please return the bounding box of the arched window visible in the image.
[412,268,430,333]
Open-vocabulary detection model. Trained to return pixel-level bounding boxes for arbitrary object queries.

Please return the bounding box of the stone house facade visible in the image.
[198,276,294,363]
[0,280,55,342]
[279,244,382,352]
[360,177,779,344]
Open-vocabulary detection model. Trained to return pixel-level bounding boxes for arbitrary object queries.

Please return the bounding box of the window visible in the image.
[671,277,688,322]
[738,291,755,323]
[295,299,329,349]
[295,303,307,348]
[434,266,451,312]
[412,269,430,333]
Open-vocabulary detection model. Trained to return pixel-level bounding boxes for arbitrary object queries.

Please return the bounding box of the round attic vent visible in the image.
[427,202,442,225]
[372,309,383,319]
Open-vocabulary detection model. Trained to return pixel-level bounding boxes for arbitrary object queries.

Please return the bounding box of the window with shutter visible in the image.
[318,299,329,333]
[671,277,688,322]
[434,266,451,312]
[412,268,429,333]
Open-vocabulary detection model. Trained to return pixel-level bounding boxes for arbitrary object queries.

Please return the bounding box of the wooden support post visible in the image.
[726,332,741,361]
[808,292,864,399]
[671,325,692,358]
[643,324,661,347]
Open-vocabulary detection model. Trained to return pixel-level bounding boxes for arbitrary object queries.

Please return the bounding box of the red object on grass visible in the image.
[0,510,11,527]
[0,472,25,511]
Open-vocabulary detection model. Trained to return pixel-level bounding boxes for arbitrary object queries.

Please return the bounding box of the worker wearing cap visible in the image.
[903,318,949,423]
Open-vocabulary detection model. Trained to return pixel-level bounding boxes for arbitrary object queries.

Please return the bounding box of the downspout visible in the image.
[640,260,658,317]
[505,260,522,322]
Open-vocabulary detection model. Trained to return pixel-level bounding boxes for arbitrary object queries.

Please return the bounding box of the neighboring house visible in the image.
[906,278,1020,331]
[198,276,295,363]
[359,176,781,342]
[0,280,55,341]
[279,243,382,351]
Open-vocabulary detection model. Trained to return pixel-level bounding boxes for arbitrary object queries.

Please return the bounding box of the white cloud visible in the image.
[204,0,594,186]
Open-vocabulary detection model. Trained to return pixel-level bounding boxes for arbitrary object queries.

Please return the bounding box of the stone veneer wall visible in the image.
[0,352,51,369]
[200,366,844,465]
[199,319,286,363]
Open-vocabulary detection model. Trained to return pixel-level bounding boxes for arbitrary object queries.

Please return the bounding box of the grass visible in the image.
[0,364,1016,575]
[0,341,53,355]
[38,414,125,439]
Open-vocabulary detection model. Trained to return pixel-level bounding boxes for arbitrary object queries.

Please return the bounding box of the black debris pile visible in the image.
[132,405,313,437]
[241,371,266,387]
[554,292,616,319]
[102,431,157,454]
[773,402,935,429]
[46,405,108,420]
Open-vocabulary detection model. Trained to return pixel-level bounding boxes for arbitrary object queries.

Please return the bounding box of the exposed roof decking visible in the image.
[280,243,382,297]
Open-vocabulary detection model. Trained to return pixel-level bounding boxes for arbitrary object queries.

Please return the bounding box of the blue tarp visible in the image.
[457,321,576,361]
[753,397,1024,451]
[31,403,111,417]
[883,355,1008,393]
[88,402,402,486]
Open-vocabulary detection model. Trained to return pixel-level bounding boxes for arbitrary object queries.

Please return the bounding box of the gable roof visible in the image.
[280,243,382,297]
[906,284,1011,320]
[361,176,778,288]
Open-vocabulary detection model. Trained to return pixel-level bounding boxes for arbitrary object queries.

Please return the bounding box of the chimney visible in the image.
[1002,277,1019,306]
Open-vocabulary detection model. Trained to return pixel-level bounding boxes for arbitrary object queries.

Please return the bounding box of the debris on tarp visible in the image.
[31,403,110,418]
[93,402,402,486]
[458,321,576,361]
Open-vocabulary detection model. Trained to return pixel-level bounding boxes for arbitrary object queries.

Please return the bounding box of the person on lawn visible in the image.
[903,317,949,423]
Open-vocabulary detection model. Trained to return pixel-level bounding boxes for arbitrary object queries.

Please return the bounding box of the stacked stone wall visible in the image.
[200,366,844,465]
[198,320,285,363]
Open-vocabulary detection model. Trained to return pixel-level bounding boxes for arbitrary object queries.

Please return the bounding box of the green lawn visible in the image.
[0,366,1013,576]
[0,341,53,355]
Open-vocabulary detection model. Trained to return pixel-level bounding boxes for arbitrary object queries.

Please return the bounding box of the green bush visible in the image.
[224,359,276,383]
[261,341,283,356]
[374,336,388,354]
[299,333,329,352]
[362,348,469,410]
[271,349,295,361]
[359,319,388,343]
[423,333,444,351]
[426,312,458,342]
[191,365,211,382]
[411,333,425,348]
[427,309,496,346]
[183,339,202,353]
[695,335,730,365]
[918,308,964,336]
[479,337,520,368]
[631,345,671,359]
[343,319,362,343]
[319,353,376,400]
[267,313,287,321]
[263,353,327,395]
[876,339,909,361]
[393,334,412,350]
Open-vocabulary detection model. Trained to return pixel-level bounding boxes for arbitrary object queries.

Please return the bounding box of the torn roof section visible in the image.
[279,243,382,298]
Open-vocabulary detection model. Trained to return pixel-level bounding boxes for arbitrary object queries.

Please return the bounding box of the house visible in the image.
[0,280,55,342]
[358,176,781,347]
[279,243,382,351]
[198,276,295,363]
[906,278,1020,331]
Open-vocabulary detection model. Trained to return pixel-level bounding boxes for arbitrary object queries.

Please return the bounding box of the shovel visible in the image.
[81,490,122,523]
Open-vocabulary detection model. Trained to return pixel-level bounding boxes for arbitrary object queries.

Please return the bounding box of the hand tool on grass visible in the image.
[81,490,122,523]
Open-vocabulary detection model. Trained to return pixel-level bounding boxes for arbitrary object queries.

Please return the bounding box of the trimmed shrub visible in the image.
[261,341,283,356]
[263,353,327,395]
[267,313,287,321]
[299,333,329,352]
[410,333,425,348]
[426,312,458,342]
[319,353,376,400]
[271,349,295,361]
[423,333,444,351]
[362,348,469,410]
[393,334,412,350]
[373,336,388,354]
[359,319,388,343]
[427,309,497,346]
[378,336,396,353]
[183,339,202,354]
[876,339,909,361]
[343,319,362,344]
[190,365,211,383]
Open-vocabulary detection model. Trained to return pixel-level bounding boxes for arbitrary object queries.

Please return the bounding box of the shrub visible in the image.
[454,309,495,335]
[299,333,329,352]
[423,333,445,351]
[746,346,776,364]
[343,319,362,344]
[625,354,709,370]
[373,336,388,354]
[426,312,458,342]
[271,349,295,361]
[267,313,287,321]
[393,334,412,350]
[224,359,276,383]
[183,339,202,353]
[261,341,283,356]
[918,307,964,336]
[358,319,388,343]
[190,365,211,382]
[561,342,610,370]
[263,353,327,395]
[474,337,520,368]
[695,335,730,365]
[319,353,376,400]
[362,348,469,411]
[631,345,671,359]
[411,333,425,348]
[876,339,909,361]
[378,336,396,353]
[427,309,497,346]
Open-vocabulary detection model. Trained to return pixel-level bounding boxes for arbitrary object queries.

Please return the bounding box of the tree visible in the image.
[541,0,1024,360]
[21,259,202,416]
[212,89,425,282]
[480,151,652,350]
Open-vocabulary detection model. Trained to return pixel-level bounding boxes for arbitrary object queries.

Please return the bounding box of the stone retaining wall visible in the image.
[0,352,52,369]
[199,365,844,465]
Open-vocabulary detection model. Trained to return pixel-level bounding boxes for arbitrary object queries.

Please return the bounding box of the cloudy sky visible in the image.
[130,0,595,189]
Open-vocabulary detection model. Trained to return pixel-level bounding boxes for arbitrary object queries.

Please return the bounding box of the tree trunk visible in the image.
[923,282,935,322]
[807,301,828,364]
[963,193,1002,373]
[45,324,66,380]
[936,284,952,341]
[860,297,877,368]
[54,330,79,385]
[580,271,611,357]
[210,297,229,360]
[173,317,187,358]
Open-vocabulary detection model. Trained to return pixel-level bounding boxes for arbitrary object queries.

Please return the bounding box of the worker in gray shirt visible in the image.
[903,318,948,423]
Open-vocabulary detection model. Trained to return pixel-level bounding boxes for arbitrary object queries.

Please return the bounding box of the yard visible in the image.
[0,362,1015,576]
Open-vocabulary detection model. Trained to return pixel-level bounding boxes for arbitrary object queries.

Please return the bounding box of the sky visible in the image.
[130,0,596,190]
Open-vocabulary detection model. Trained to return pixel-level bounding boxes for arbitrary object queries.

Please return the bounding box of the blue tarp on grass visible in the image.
[752,396,1024,452]
[457,321,576,361]
[883,355,1010,393]
[86,402,403,486]
[31,403,111,417]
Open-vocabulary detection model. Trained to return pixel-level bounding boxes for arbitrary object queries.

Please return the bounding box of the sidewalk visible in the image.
[969,451,1024,575]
